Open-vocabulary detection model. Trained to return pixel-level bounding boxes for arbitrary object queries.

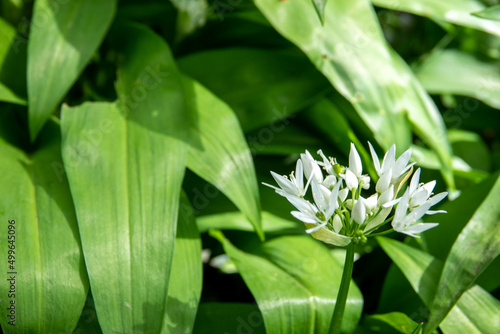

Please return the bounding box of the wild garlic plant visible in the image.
[264,142,448,334]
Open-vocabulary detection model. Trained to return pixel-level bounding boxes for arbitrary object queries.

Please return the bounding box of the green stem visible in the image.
[329,242,355,334]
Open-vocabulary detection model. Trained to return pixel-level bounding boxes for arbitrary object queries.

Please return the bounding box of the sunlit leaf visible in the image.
[0,17,26,105]
[361,312,420,334]
[163,193,202,334]
[178,48,330,132]
[426,174,500,333]
[61,22,189,332]
[373,0,500,36]
[27,0,116,140]
[472,5,500,21]
[416,50,500,109]
[254,0,454,189]
[184,76,263,238]
[0,115,88,333]
[211,230,363,333]
[378,237,500,334]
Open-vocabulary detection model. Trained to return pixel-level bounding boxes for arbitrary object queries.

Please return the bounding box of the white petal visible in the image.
[409,168,421,195]
[339,188,349,202]
[305,222,328,234]
[368,142,381,176]
[333,214,343,233]
[349,143,363,176]
[291,211,319,224]
[317,149,334,175]
[360,175,371,190]
[400,222,439,237]
[382,197,400,208]
[394,188,410,224]
[285,194,317,214]
[352,199,366,224]
[295,159,304,193]
[428,192,448,206]
[391,146,412,181]
[422,180,436,198]
[323,175,337,189]
[270,171,298,196]
[376,169,392,194]
[366,193,378,212]
[326,181,341,218]
[410,188,429,209]
[426,210,447,215]
[379,185,394,207]
[301,150,323,184]
[381,145,396,174]
[311,178,328,212]
[345,169,358,190]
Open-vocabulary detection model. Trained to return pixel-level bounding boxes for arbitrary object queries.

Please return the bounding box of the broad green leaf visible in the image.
[65,24,189,334]
[211,231,363,333]
[0,116,88,333]
[372,0,500,36]
[193,303,265,334]
[426,174,500,333]
[254,0,454,189]
[73,290,103,334]
[423,172,500,292]
[27,0,116,140]
[184,76,263,239]
[472,5,500,21]
[0,17,26,105]
[196,211,302,234]
[378,237,500,334]
[178,48,330,132]
[360,312,420,334]
[416,50,500,109]
[163,193,202,334]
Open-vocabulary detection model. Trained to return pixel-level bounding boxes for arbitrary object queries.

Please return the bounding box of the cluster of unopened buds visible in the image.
[264,143,448,246]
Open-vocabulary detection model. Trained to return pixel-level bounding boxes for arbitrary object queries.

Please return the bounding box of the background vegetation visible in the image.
[0,0,500,333]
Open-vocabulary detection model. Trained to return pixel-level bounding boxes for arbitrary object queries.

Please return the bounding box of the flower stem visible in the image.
[329,242,355,334]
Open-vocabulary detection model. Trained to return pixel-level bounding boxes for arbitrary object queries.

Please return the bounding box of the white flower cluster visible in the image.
[264,143,447,246]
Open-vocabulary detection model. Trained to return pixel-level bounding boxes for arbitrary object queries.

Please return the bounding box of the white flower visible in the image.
[262,159,308,198]
[347,143,370,190]
[301,150,323,184]
[352,198,366,224]
[408,168,448,214]
[344,169,358,190]
[391,186,445,237]
[369,142,414,182]
[317,149,335,175]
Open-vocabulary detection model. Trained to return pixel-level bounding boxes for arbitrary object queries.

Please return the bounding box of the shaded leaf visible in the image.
[184,76,263,238]
[178,48,330,132]
[0,115,88,333]
[416,50,500,109]
[193,303,265,334]
[361,312,420,334]
[372,0,500,36]
[472,5,500,21]
[211,231,363,333]
[254,0,454,189]
[426,173,500,332]
[163,193,202,334]
[196,211,302,235]
[27,0,116,140]
[0,17,26,105]
[378,237,500,334]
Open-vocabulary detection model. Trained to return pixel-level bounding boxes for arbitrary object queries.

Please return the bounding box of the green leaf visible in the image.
[0,116,88,333]
[163,193,202,334]
[426,174,500,332]
[196,211,302,235]
[0,17,26,105]
[211,231,363,334]
[378,237,500,334]
[254,0,454,189]
[361,312,420,334]
[372,0,500,36]
[193,303,265,334]
[416,50,500,109]
[178,48,330,132]
[472,5,500,21]
[27,0,116,140]
[312,0,327,24]
[184,76,263,239]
